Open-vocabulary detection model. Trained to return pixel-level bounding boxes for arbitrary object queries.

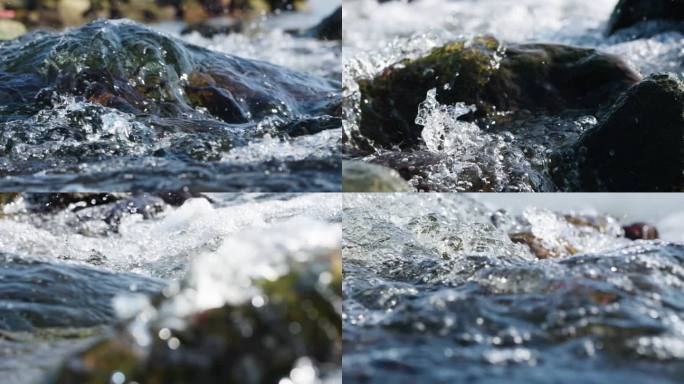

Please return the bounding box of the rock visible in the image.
[181,19,245,37]
[297,6,341,41]
[358,37,641,148]
[56,255,341,383]
[508,212,623,259]
[57,0,90,26]
[623,223,660,240]
[342,160,412,192]
[266,0,307,12]
[572,73,684,191]
[606,0,684,35]
[0,254,164,331]
[113,0,178,23]
[0,20,339,125]
[23,193,125,213]
[369,151,446,191]
[0,19,26,40]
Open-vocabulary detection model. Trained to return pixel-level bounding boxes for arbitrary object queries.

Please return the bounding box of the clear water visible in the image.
[343,194,684,383]
[0,2,341,192]
[0,193,341,383]
[343,0,684,191]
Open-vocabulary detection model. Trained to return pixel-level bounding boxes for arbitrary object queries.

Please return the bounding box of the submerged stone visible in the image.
[55,255,341,383]
[606,0,684,35]
[342,160,412,192]
[357,37,641,148]
[572,73,684,191]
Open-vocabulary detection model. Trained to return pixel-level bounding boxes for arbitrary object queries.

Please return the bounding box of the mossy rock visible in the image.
[342,160,412,192]
[55,255,341,383]
[358,37,641,148]
[606,0,684,35]
[571,73,684,191]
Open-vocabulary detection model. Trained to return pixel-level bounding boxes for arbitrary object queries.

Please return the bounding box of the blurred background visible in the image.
[0,0,338,39]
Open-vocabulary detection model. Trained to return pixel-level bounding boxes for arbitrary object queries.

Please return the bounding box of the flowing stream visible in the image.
[343,0,684,191]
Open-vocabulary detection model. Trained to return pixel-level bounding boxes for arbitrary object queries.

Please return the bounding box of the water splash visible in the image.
[343,0,683,192]
[343,194,684,383]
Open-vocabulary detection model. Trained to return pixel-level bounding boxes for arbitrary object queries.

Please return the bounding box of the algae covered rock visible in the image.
[55,253,342,383]
[607,0,684,35]
[573,73,684,191]
[358,37,641,148]
[342,160,412,192]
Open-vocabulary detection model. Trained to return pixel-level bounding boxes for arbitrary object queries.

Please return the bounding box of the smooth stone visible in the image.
[573,73,684,191]
[0,19,26,40]
[342,160,412,192]
[607,0,684,35]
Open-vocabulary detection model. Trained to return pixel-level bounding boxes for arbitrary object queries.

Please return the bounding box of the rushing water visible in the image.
[0,2,341,192]
[343,0,684,191]
[0,193,341,383]
[343,194,684,383]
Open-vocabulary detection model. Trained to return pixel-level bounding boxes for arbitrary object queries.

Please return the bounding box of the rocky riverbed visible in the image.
[343,0,684,192]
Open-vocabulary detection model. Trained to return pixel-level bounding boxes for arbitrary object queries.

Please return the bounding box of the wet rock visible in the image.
[370,151,446,191]
[342,160,412,192]
[0,254,164,332]
[181,19,244,37]
[296,6,341,41]
[23,194,124,213]
[508,212,624,259]
[607,0,684,35]
[623,223,659,240]
[0,19,26,40]
[55,255,341,383]
[0,20,339,124]
[572,73,684,191]
[358,37,641,148]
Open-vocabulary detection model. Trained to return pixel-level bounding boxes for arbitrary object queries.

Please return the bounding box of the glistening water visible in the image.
[343,194,684,383]
[0,2,341,191]
[343,0,683,191]
[0,193,341,383]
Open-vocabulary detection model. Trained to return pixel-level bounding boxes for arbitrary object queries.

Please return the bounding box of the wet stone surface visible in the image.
[0,19,341,191]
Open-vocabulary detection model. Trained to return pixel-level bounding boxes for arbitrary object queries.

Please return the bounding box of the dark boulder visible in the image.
[358,37,641,148]
[297,6,341,41]
[606,0,684,35]
[572,73,684,191]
